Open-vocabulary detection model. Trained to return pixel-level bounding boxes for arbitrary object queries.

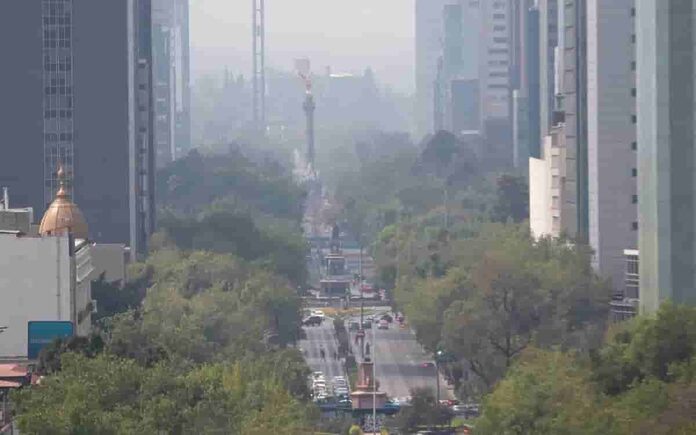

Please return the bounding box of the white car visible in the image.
[311,371,324,380]
[311,310,325,318]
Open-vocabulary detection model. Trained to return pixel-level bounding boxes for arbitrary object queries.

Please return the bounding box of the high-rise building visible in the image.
[586,0,637,294]
[538,0,558,139]
[529,0,590,243]
[0,0,155,260]
[440,2,481,133]
[637,0,696,312]
[152,0,191,167]
[480,0,513,168]
[525,7,541,160]
[561,0,588,241]
[415,0,454,137]
[511,0,534,168]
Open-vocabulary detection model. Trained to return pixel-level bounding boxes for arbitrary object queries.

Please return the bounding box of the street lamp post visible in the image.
[372,320,377,434]
[435,350,444,403]
[359,243,365,359]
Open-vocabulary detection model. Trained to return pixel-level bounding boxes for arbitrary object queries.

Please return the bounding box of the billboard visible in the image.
[27,321,74,359]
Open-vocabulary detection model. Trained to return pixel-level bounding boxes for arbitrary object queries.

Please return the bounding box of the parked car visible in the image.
[362,320,372,329]
[349,321,360,331]
[380,313,393,323]
[378,319,389,330]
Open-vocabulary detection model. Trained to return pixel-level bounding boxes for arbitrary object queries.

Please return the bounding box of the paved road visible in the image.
[349,310,454,400]
[298,319,345,380]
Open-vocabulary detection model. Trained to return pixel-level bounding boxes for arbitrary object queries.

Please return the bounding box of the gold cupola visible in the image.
[39,165,89,239]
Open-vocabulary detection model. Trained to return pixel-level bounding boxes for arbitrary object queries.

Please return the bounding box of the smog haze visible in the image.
[190,0,416,92]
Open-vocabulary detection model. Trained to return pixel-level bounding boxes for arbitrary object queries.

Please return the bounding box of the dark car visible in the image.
[362,320,372,329]
[302,315,323,326]
[380,313,393,323]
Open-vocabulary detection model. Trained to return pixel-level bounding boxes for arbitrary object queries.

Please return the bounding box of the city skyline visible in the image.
[189,0,416,92]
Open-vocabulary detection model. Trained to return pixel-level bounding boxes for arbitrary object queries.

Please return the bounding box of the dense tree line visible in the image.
[477,303,696,434]
[12,147,316,433]
[390,225,609,395]
[326,129,696,432]
[156,146,308,285]
[14,247,314,434]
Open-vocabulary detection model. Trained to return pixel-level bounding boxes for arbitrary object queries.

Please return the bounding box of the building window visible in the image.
[632,168,638,177]
[632,195,638,204]
[631,141,637,150]
[631,88,637,97]
[631,61,636,71]
[631,115,637,124]
[632,222,638,231]
[631,34,636,43]
[631,7,636,17]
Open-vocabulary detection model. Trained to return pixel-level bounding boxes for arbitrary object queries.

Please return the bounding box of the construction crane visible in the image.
[252,0,266,135]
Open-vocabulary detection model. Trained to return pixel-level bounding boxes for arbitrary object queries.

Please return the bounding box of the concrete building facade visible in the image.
[586,0,637,292]
[529,124,577,239]
[637,0,696,312]
[0,234,93,360]
[415,0,454,136]
[0,0,155,259]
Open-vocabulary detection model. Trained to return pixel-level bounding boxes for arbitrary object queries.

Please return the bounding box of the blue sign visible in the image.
[27,321,74,359]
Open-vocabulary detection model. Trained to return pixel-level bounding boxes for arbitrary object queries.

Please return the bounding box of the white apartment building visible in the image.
[530,124,577,238]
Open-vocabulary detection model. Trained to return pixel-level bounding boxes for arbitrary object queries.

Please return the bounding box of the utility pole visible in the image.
[372,322,377,433]
[252,0,266,135]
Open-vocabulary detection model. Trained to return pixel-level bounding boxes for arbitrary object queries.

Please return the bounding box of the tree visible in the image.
[395,224,609,396]
[394,387,452,433]
[591,302,696,396]
[36,334,104,374]
[91,273,145,321]
[476,348,612,435]
[491,174,529,223]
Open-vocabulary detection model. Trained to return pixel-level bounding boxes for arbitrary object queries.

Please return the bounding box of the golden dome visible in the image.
[39,165,89,239]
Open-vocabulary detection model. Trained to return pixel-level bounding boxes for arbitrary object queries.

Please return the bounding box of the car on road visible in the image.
[311,372,324,380]
[349,321,360,331]
[380,313,393,323]
[311,309,325,318]
[302,315,323,326]
[362,320,372,329]
[378,319,389,329]
[420,361,434,368]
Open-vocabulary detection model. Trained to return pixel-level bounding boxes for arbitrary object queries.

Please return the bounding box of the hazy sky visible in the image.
[189,0,416,92]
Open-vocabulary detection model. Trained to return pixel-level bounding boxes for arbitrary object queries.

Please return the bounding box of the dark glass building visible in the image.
[0,0,155,259]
